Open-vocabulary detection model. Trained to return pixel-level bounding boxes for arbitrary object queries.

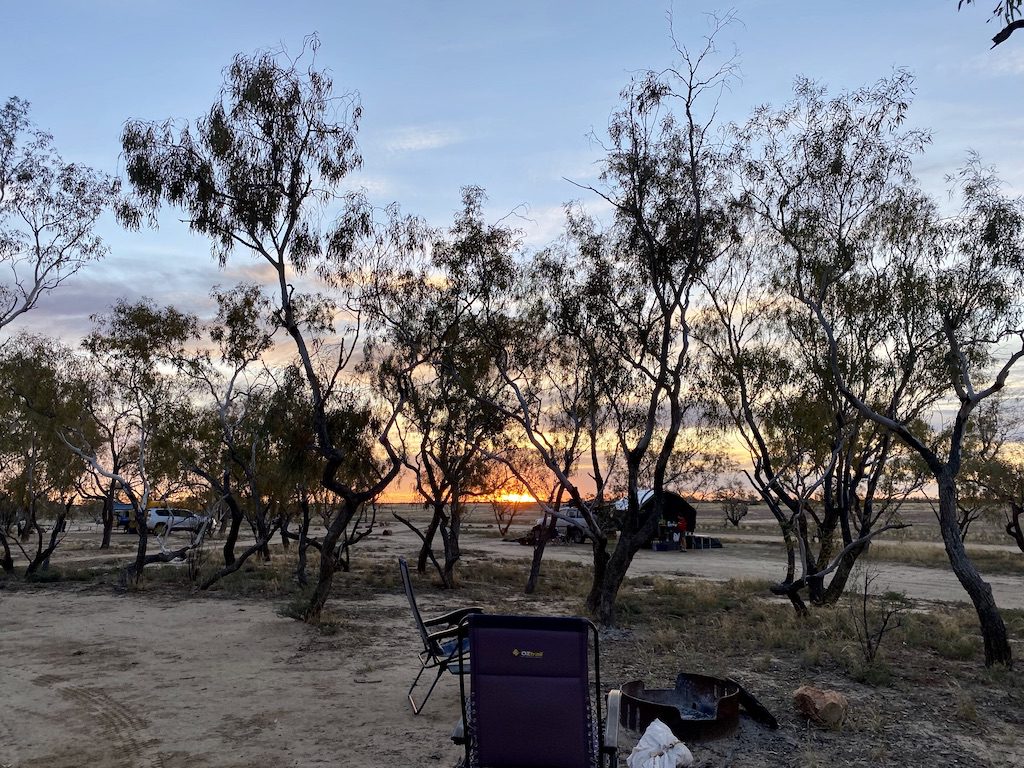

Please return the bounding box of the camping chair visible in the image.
[400,556,483,714]
[452,613,621,768]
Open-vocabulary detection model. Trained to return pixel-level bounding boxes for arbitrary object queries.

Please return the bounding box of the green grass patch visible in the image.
[901,609,980,660]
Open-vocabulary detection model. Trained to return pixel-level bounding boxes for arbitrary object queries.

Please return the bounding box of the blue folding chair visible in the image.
[400,556,483,714]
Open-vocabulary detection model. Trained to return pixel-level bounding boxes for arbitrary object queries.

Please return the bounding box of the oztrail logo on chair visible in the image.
[512,648,545,658]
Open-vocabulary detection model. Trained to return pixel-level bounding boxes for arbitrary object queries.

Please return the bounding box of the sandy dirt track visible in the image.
[1,588,468,768]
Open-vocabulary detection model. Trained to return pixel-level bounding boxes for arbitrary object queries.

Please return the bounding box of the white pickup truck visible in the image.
[144,508,211,536]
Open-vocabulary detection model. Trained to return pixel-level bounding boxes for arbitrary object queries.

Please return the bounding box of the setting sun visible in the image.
[497,492,537,504]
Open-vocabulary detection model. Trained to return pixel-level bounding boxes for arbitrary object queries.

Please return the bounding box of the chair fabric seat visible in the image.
[456,614,610,768]
[464,692,599,768]
[438,636,471,673]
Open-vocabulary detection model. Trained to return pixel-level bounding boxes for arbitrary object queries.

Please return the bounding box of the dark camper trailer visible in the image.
[616,490,719,551]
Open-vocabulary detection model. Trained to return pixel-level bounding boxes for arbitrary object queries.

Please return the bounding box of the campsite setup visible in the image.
[3,2,1024,766]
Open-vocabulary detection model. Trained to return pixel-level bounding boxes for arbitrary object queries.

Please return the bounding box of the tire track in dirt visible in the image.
[31,673,165,768]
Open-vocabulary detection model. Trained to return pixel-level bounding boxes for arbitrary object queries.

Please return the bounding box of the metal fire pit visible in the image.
[619,672,777,741]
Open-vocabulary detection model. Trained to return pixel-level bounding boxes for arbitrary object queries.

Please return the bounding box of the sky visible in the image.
[2,0,1022,342]
[2,2,1022,503]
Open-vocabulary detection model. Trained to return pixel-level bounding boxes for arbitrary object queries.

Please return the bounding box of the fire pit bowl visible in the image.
[619,672,777,741]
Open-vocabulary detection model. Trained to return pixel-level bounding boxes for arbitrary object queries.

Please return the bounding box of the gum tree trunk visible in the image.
[221,484,245,567]
[590,538,638,626]
[584,535,612,618]
[1,531,15,574]
[295,489,310,586]
[303,461,367,623]
[440,499,462,589]
[416,509,441,574]
[588,506,660,626]
[1006,503,1024,554]
[525,517,557,595]
[937,473,1012,667]
[820,538,869,605]
[100,484,116,549]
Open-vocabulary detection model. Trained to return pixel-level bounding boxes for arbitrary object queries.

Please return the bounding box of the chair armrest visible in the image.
[450,717,466,745]
[603,689,621,765]
[422,606,483,628]
[426,624,460,645]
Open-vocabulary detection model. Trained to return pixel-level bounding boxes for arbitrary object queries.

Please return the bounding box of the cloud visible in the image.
[345,170,394,199]
[983,48,1024,75]
[220,259,283,286]
[511,204,568,249]
[959,48,1024,76]
[380,125,464,153]
[0,248,230,345]
[509,198,616,249]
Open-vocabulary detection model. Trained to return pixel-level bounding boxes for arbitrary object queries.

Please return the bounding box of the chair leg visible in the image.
[408,662,447,715]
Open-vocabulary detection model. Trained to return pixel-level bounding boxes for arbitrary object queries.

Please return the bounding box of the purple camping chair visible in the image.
[452,613,620,768]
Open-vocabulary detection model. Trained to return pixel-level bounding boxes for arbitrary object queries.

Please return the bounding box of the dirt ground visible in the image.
[1,587,467,768]
[2,511,1023,767]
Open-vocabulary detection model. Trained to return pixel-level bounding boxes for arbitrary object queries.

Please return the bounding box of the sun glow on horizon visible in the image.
[497,492,537,504]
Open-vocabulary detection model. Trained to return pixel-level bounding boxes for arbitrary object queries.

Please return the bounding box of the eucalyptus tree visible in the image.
[0,341,58,545]
[71,373,143,549]
[0,97,119,331]
[369,188,513,587]
[0,335,88,577]
[172,366,321,589]
[455,22,739,625]
[463,229,615,597]
[858,169,1022,668]
[695,242,929,614]
[261,368,328,584]
[552,24,738,624]
[225,362,325,579]
[171,283,284,573]
[121,40,408,620]
[56,301,202,582]
[493,300,621,600]
[159,283,341,589]
[737,71,1022,665]
[0,100,116,561]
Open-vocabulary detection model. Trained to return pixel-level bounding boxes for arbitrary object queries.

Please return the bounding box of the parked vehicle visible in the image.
[137,508,211,536]
[120,507,210,536]
[114,502,135,533]
[529,505,591,544]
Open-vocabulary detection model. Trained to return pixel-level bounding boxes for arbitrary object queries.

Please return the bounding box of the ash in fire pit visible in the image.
[619,672,777,741]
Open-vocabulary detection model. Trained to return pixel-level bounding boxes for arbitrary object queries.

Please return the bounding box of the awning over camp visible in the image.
[613,489,697,532]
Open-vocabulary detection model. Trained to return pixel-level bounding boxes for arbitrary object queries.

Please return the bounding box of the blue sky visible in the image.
[3,1,1023,339]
